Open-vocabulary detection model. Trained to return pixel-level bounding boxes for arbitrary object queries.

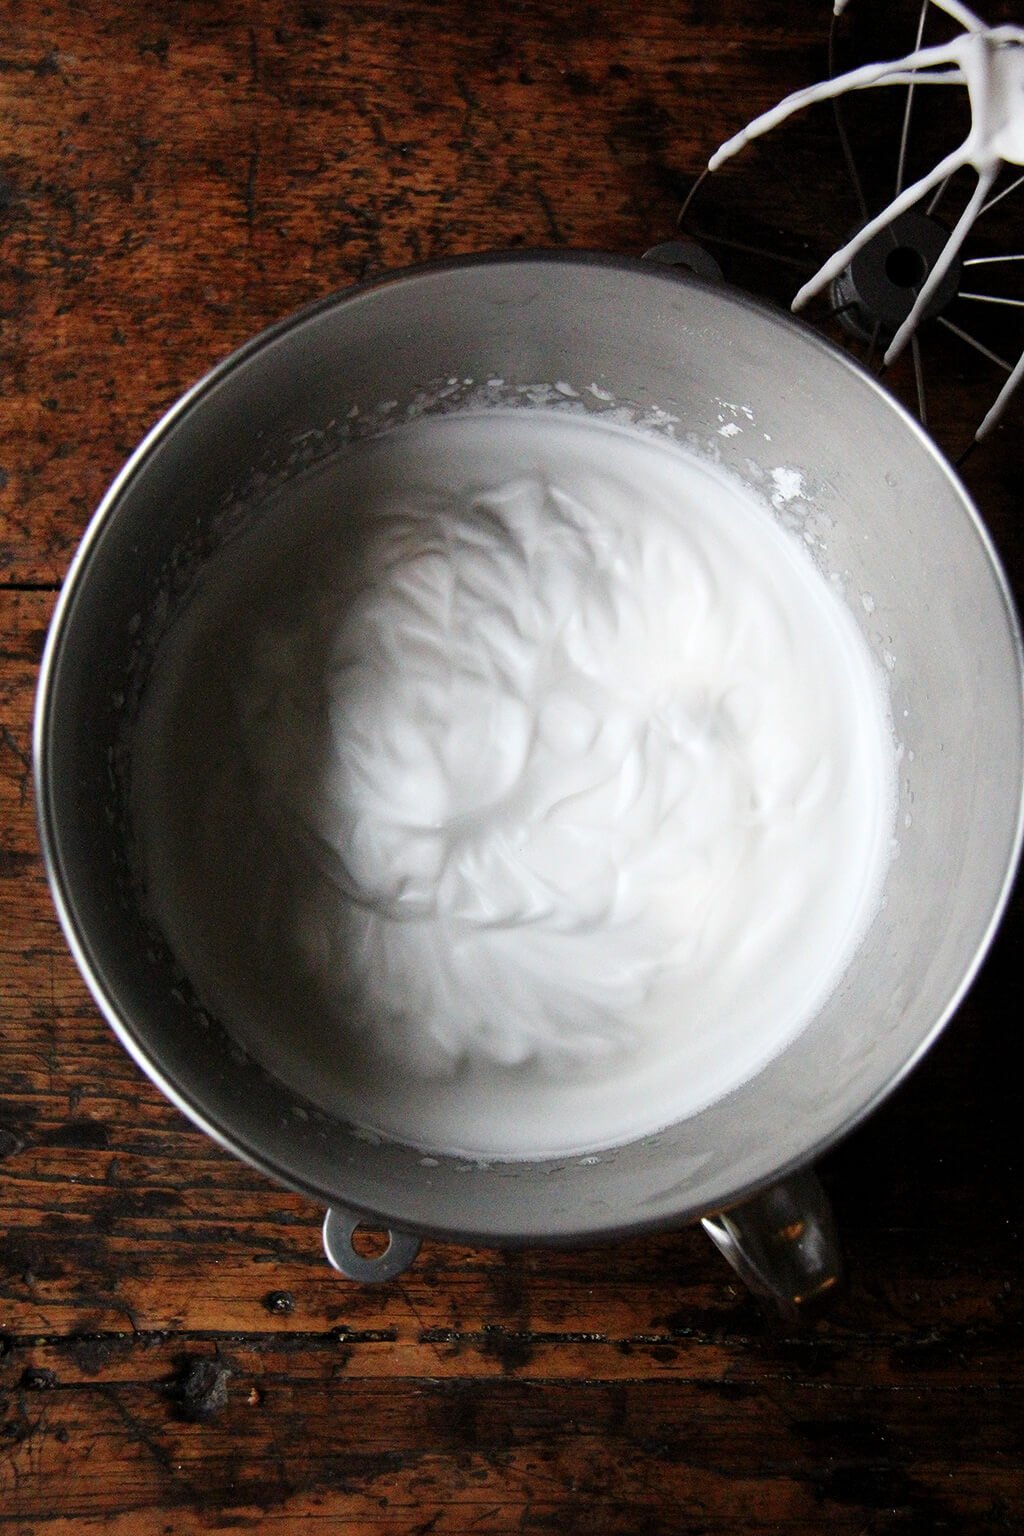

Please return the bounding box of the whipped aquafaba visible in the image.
[132,410,895,1157]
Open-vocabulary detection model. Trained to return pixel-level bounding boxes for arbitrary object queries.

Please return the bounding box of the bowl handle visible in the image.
[701,1168,844,1318]
[321,1172,842,1308]
[322,1207,422,1283]
[642,238,723,283]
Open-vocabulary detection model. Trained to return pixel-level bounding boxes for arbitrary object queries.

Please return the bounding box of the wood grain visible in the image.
[2,0,1023,1530]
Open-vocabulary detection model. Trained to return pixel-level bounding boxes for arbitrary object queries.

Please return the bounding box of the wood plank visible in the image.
[7,1,1017,581]
[2,1374,1022,1531]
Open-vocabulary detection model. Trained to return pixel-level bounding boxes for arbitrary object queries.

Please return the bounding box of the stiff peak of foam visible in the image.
[132,411,895,1157]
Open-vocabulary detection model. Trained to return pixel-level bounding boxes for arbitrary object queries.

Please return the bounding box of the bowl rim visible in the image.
[32,247,1024,1244]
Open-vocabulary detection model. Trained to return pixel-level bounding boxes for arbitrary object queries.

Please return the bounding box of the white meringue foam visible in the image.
[132,409,895,1157]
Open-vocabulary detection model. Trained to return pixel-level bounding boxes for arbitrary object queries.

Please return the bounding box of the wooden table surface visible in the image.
[2,2,1022,1530]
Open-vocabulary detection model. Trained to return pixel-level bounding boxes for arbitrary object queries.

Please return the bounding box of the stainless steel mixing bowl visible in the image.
[34,252,1024,1308]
